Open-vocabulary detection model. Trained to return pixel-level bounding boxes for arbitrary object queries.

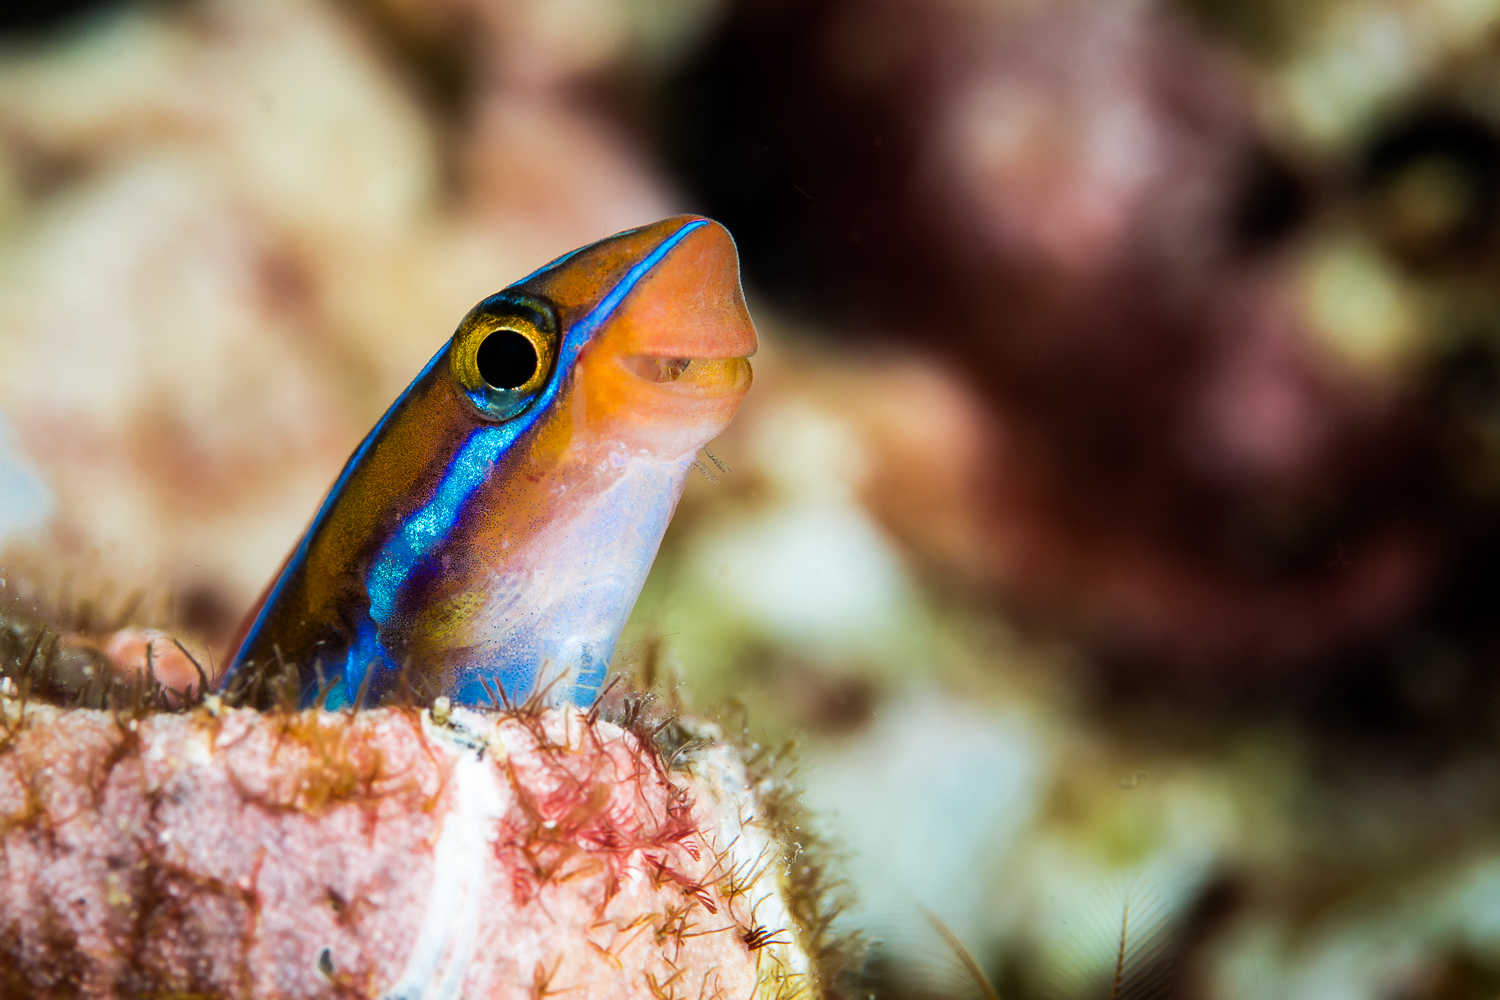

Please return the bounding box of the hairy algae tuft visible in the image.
[0,596,207,716]
[600,655,868,1000]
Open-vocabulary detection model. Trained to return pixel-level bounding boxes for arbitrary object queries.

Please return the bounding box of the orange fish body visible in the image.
[219,217,756,708]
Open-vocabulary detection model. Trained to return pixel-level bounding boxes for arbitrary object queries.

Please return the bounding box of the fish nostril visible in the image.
[476,330,539,390]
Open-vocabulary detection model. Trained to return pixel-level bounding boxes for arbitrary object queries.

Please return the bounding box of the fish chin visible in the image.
[450,450,696,705]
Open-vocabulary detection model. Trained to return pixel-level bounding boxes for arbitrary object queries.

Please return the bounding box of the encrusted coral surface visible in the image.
[0,699,813,999]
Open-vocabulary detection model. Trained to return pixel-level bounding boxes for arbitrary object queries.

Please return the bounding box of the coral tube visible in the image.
[0,696,818,998]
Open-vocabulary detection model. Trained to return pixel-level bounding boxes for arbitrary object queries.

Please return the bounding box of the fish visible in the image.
[217,216,757,710]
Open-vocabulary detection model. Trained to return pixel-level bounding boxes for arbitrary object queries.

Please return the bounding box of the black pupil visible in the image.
[476,330,539,390]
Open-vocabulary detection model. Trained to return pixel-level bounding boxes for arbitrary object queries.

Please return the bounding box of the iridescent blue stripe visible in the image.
[366,428,508,623]
[515,246,582,286]
[512,218,664,286]
[361,219,709,642]
[324,616,382,710]
[564,220,709,344]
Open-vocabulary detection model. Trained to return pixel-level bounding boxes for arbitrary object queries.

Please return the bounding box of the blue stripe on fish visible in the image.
[515,246,583,286]
[565,219,710,344]
[366,427,508,625]
[323,616,383,710]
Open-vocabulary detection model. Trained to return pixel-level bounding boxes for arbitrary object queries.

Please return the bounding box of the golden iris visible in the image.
[450,294,559,421]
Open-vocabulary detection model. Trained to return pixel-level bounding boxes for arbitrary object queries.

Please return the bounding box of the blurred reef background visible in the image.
[4,0,1500,996]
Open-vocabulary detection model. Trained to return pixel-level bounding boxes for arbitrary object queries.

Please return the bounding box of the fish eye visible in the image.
[450,293,559,421]
[477,330,539,390]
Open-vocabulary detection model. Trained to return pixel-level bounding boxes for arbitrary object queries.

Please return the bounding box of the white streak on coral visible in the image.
[689,734,812,986]
[384,710,508,1000]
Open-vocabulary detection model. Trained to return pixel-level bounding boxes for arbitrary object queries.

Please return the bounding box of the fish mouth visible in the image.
[619,354,753,395]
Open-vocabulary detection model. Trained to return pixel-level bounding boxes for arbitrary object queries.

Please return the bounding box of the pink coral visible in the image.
[0,699,812,998]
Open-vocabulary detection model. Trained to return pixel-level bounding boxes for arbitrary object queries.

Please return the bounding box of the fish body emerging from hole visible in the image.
[219,217,756,709]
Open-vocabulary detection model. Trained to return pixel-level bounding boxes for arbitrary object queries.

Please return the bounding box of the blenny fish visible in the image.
[219,217,756,709]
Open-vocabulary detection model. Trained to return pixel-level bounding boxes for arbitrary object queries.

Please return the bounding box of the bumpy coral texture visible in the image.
[0,700,811,999]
